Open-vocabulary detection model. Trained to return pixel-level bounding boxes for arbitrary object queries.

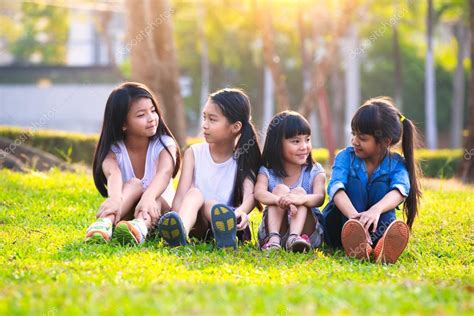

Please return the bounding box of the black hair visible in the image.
[351,96,422,228]
[93,82,181,197]
[209,88,263,209]
[261,111,314,178]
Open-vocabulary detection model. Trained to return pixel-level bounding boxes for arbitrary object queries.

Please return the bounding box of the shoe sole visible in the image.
[341,220,370,260]
[85,231,109,244]
[157,212,187,247]
[114,221,140,245]
[211,204,237,249]
[289,240,311,253]
[376,221,409,264]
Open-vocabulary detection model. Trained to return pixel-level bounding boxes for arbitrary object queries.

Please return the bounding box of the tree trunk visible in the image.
[393,23,403,110]
[257,1,290,112]
[198,3,210,124]
[425,0,438,149]
[125,0,158,90]
[297,1,353,164]
[316,87,336,164]
[343,25,360,147]
[331,67,345,148]
[262,66,275,133]
[149,0,187,147]
[96,10,115,65]
[298,4,320,147]
[459,0,474,183]
[450,20,467,148]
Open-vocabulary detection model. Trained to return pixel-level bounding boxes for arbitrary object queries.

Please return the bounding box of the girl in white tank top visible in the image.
[156,88,262,249]
[85,82,181,246]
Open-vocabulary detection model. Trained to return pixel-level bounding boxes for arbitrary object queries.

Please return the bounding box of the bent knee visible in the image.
[187,187,205,200]
[291,187,306,195]
[272,184,290,195]
[125,178,143,190]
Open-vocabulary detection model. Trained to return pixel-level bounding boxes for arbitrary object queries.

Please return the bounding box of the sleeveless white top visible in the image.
[191,142,237,205]
[111,135,176,206]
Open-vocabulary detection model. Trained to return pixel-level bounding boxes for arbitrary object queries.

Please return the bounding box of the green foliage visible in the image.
[9,2,69,64]
[0,170,472,314]
[361,34,458,135]
[312,148,463,179]
[0,126,98,165]
[0,125,464,178]
[416,149,463,178]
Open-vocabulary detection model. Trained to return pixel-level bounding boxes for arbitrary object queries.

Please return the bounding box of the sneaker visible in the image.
[156,211,187,247]
[85,218,113,243]
[341,219,372,260]
[374,220,409,264]
[286,233,311,253]
[210,204,237,249]
[114,219,148,245]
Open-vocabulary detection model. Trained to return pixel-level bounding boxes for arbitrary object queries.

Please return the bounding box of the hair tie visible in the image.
[400,114,406,123]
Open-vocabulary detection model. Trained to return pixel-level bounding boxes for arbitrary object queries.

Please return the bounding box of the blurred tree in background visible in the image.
[9,2,69,64]
[0,0,470,157]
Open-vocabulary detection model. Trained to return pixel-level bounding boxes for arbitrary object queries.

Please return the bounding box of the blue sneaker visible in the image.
[210,204,237,249]
[157,211,187,246]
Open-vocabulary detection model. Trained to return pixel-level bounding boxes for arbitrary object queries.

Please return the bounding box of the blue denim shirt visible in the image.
[327,147,410,201]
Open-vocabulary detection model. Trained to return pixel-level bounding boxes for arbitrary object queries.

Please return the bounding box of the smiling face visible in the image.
[201,99,241,144]
[282,134,312,166]
[123,97,159,137]
[351,131,386,160]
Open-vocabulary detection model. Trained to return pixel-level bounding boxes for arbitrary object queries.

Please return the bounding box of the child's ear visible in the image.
[232,121,242,134]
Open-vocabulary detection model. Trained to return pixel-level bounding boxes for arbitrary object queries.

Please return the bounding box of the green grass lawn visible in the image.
[0,169,472,315]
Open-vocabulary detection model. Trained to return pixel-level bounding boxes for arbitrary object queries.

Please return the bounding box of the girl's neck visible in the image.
[282,160,303,178]
[208,140,235,163]
[365,148,388,168]
[124,134,150,152]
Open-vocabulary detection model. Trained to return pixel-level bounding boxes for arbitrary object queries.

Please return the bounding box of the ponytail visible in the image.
[233,121,263,210]
[401,117,422,229]
[353,97,422,229]
[209,88,263,210]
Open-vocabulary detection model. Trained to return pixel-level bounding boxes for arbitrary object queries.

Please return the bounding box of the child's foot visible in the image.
[85,218,113,243]
[156,211,187,246]
[114,219,148,245]
[210,204,237,249]
[261,232,282,251]
[374,220,409,264]
[341,219,372,260]
[286,233,311,253]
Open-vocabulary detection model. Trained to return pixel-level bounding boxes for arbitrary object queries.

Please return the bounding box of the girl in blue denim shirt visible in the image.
[323,97,421,264]
[255,111,326,252]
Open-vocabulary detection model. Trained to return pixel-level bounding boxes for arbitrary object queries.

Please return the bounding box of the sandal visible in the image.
[286,233,311,253]
[261,232,282,251]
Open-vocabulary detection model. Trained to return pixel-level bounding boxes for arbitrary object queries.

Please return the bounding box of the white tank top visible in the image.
[191,142,237,205]
[110,135,176,206]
